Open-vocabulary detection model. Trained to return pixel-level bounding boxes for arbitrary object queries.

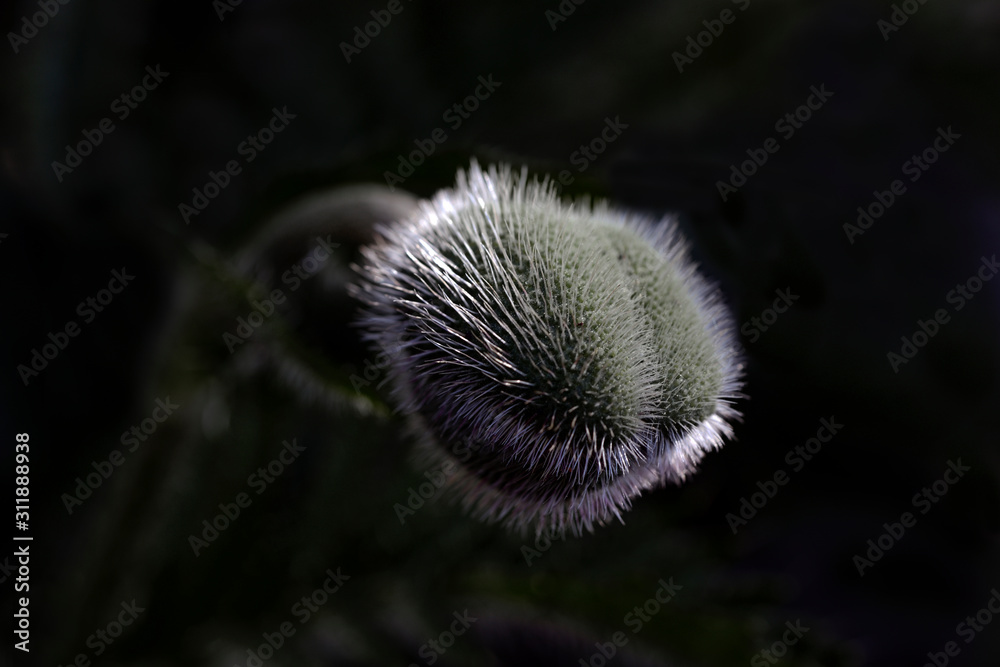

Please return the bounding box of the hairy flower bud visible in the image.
[351,161,742,536]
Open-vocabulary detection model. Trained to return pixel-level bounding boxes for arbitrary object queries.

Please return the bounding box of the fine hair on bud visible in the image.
[351,160,743,536]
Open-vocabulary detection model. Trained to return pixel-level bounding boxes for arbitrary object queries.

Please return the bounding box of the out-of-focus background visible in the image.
[3,1,999,665]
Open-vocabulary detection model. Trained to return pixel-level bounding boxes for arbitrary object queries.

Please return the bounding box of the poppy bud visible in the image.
[352,161,742,536]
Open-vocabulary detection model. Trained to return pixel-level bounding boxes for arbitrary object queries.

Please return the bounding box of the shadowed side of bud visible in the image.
[351,161,742,536]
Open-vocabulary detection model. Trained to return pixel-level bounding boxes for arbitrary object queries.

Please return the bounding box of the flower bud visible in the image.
[352,161,742,535]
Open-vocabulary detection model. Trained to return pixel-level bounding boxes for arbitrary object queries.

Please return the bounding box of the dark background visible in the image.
[2,1,999,665]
